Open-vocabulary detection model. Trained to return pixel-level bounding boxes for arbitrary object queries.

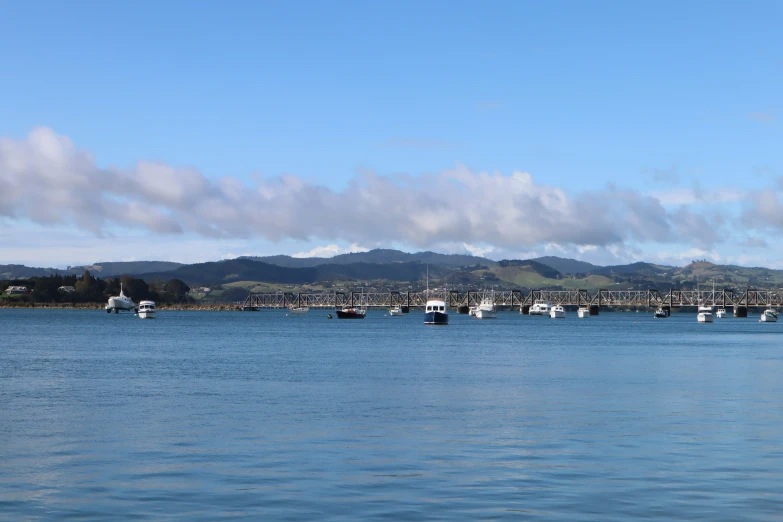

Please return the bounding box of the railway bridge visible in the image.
[242,288,783,316]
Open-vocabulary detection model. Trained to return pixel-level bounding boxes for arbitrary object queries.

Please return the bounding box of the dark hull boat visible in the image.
[335,308,366,319]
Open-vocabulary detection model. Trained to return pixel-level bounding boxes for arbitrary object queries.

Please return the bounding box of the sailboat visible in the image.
[106,283,137,314]
[424,265,448,325]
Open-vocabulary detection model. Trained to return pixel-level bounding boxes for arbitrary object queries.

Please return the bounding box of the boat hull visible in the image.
[336,309,366,319]
[474,309,496,319]
[138,311,155,319]
[577,308,590,318]
[388,309,403,316]
[760,312,777,323]
[424,311,449,325]
[697,313,714,323]
[549,309,565,319]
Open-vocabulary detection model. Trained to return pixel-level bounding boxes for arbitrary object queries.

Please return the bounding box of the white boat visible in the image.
[696,278,714,323]
[760,308,778,322]
[424,298,449,325]
[423,265,448,325]
[106,283,136,313]
[528,299,552,316]
[549,304,566,318]
[289,306,309,314]
[389,306,403,316]
[474,292,497,319]
[716,308,728,318]
[697,306,714,323]
[654,308,668,318]
[137,300,156,319]
[577,307,590,318]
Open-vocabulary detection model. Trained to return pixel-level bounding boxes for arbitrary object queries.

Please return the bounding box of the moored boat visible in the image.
[577,307,590,318]
[335,307,366,319]
[716,308,728,318]
[138,300,156,319]
[289,306,309,314]
[549,304,566,318]
[528,299,552,316]
[389,306,403,316]
[106,283,136,314]
[654,308,667,318]
[424,298,449,325]
[697,306,714,323]
[474,293,497,319]
[760,308,778,322]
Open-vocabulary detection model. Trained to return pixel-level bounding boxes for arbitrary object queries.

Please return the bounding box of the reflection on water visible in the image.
[1,309,782,520]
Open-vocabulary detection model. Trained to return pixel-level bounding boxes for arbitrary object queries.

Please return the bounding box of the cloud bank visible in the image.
[0,127,767,254]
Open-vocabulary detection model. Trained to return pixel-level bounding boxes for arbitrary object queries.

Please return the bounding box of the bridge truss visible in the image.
[243,289,783,310]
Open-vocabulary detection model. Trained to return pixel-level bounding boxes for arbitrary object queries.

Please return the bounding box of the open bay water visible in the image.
[1,308,782,521]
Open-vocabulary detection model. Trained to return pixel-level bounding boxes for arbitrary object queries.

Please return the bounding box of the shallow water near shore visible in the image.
[1,308,782,520]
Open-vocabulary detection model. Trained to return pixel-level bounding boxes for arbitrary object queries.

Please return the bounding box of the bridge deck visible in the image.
[242,289,783,309]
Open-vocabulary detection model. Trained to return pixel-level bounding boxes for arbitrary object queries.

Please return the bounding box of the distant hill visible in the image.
[73,261,183,277]
[137,258,451,286]
[0,264,72,279]
[593,262,673,277]
[242,248,494,268]
[532,256,599,275]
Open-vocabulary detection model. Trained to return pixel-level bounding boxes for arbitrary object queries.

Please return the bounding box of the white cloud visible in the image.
[462,243,494,257]
[0,126,765,263]
[292,243,370,258]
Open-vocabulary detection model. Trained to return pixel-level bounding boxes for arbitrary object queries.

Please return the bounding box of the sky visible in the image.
[0,1,781,268]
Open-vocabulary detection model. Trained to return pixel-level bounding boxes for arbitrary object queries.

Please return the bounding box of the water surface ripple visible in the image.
[1,309,782,520]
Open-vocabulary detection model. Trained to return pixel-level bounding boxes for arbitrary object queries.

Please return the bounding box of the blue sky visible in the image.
[0,1,781,267]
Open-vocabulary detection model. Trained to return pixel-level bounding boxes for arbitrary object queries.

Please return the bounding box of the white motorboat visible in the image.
[577,307,590,318]
[137,300,156,319]
[389,306,403,316]
[715,308,728,318]
[528,299,552,316]
[697,306,714,323]
[654,308,668,318]
[474,292,497,319]
[760,308,778,322]
[424,298,449,325]
[549,304,566,318]
[289,306,309,314]
[106,283,136,313]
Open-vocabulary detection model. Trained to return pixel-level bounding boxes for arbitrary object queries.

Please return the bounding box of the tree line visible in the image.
[0,270,192,304]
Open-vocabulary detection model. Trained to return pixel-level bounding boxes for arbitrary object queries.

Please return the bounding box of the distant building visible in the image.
[58,286,76,293]
[7,286,28,294]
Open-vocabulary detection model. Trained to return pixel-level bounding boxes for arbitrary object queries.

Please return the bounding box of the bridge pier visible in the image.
[589,305,600,316]
[519,305,530,315]
[456,305,470,314]
[733,306,747,318]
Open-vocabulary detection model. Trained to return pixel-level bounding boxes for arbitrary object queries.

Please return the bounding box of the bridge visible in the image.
[242,288,783,314]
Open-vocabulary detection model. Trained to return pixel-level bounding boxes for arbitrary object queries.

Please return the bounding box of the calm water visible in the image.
[1,308,782,520]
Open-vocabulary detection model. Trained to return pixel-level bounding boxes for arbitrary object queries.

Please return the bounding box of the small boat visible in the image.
[106,283,136,314]
[335,307,366,319]
[474,292,497,319]
[577,307,590,318]
[549,304,565,319]
[715,308,728,318]
[288,306,309,314]
[760,308,778,322]
[697,306,714,323]
[424,298,449,325]
[388,306,403,316]
[528,299,552,316]
[138,300,156,319]
[654,308,668,318]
